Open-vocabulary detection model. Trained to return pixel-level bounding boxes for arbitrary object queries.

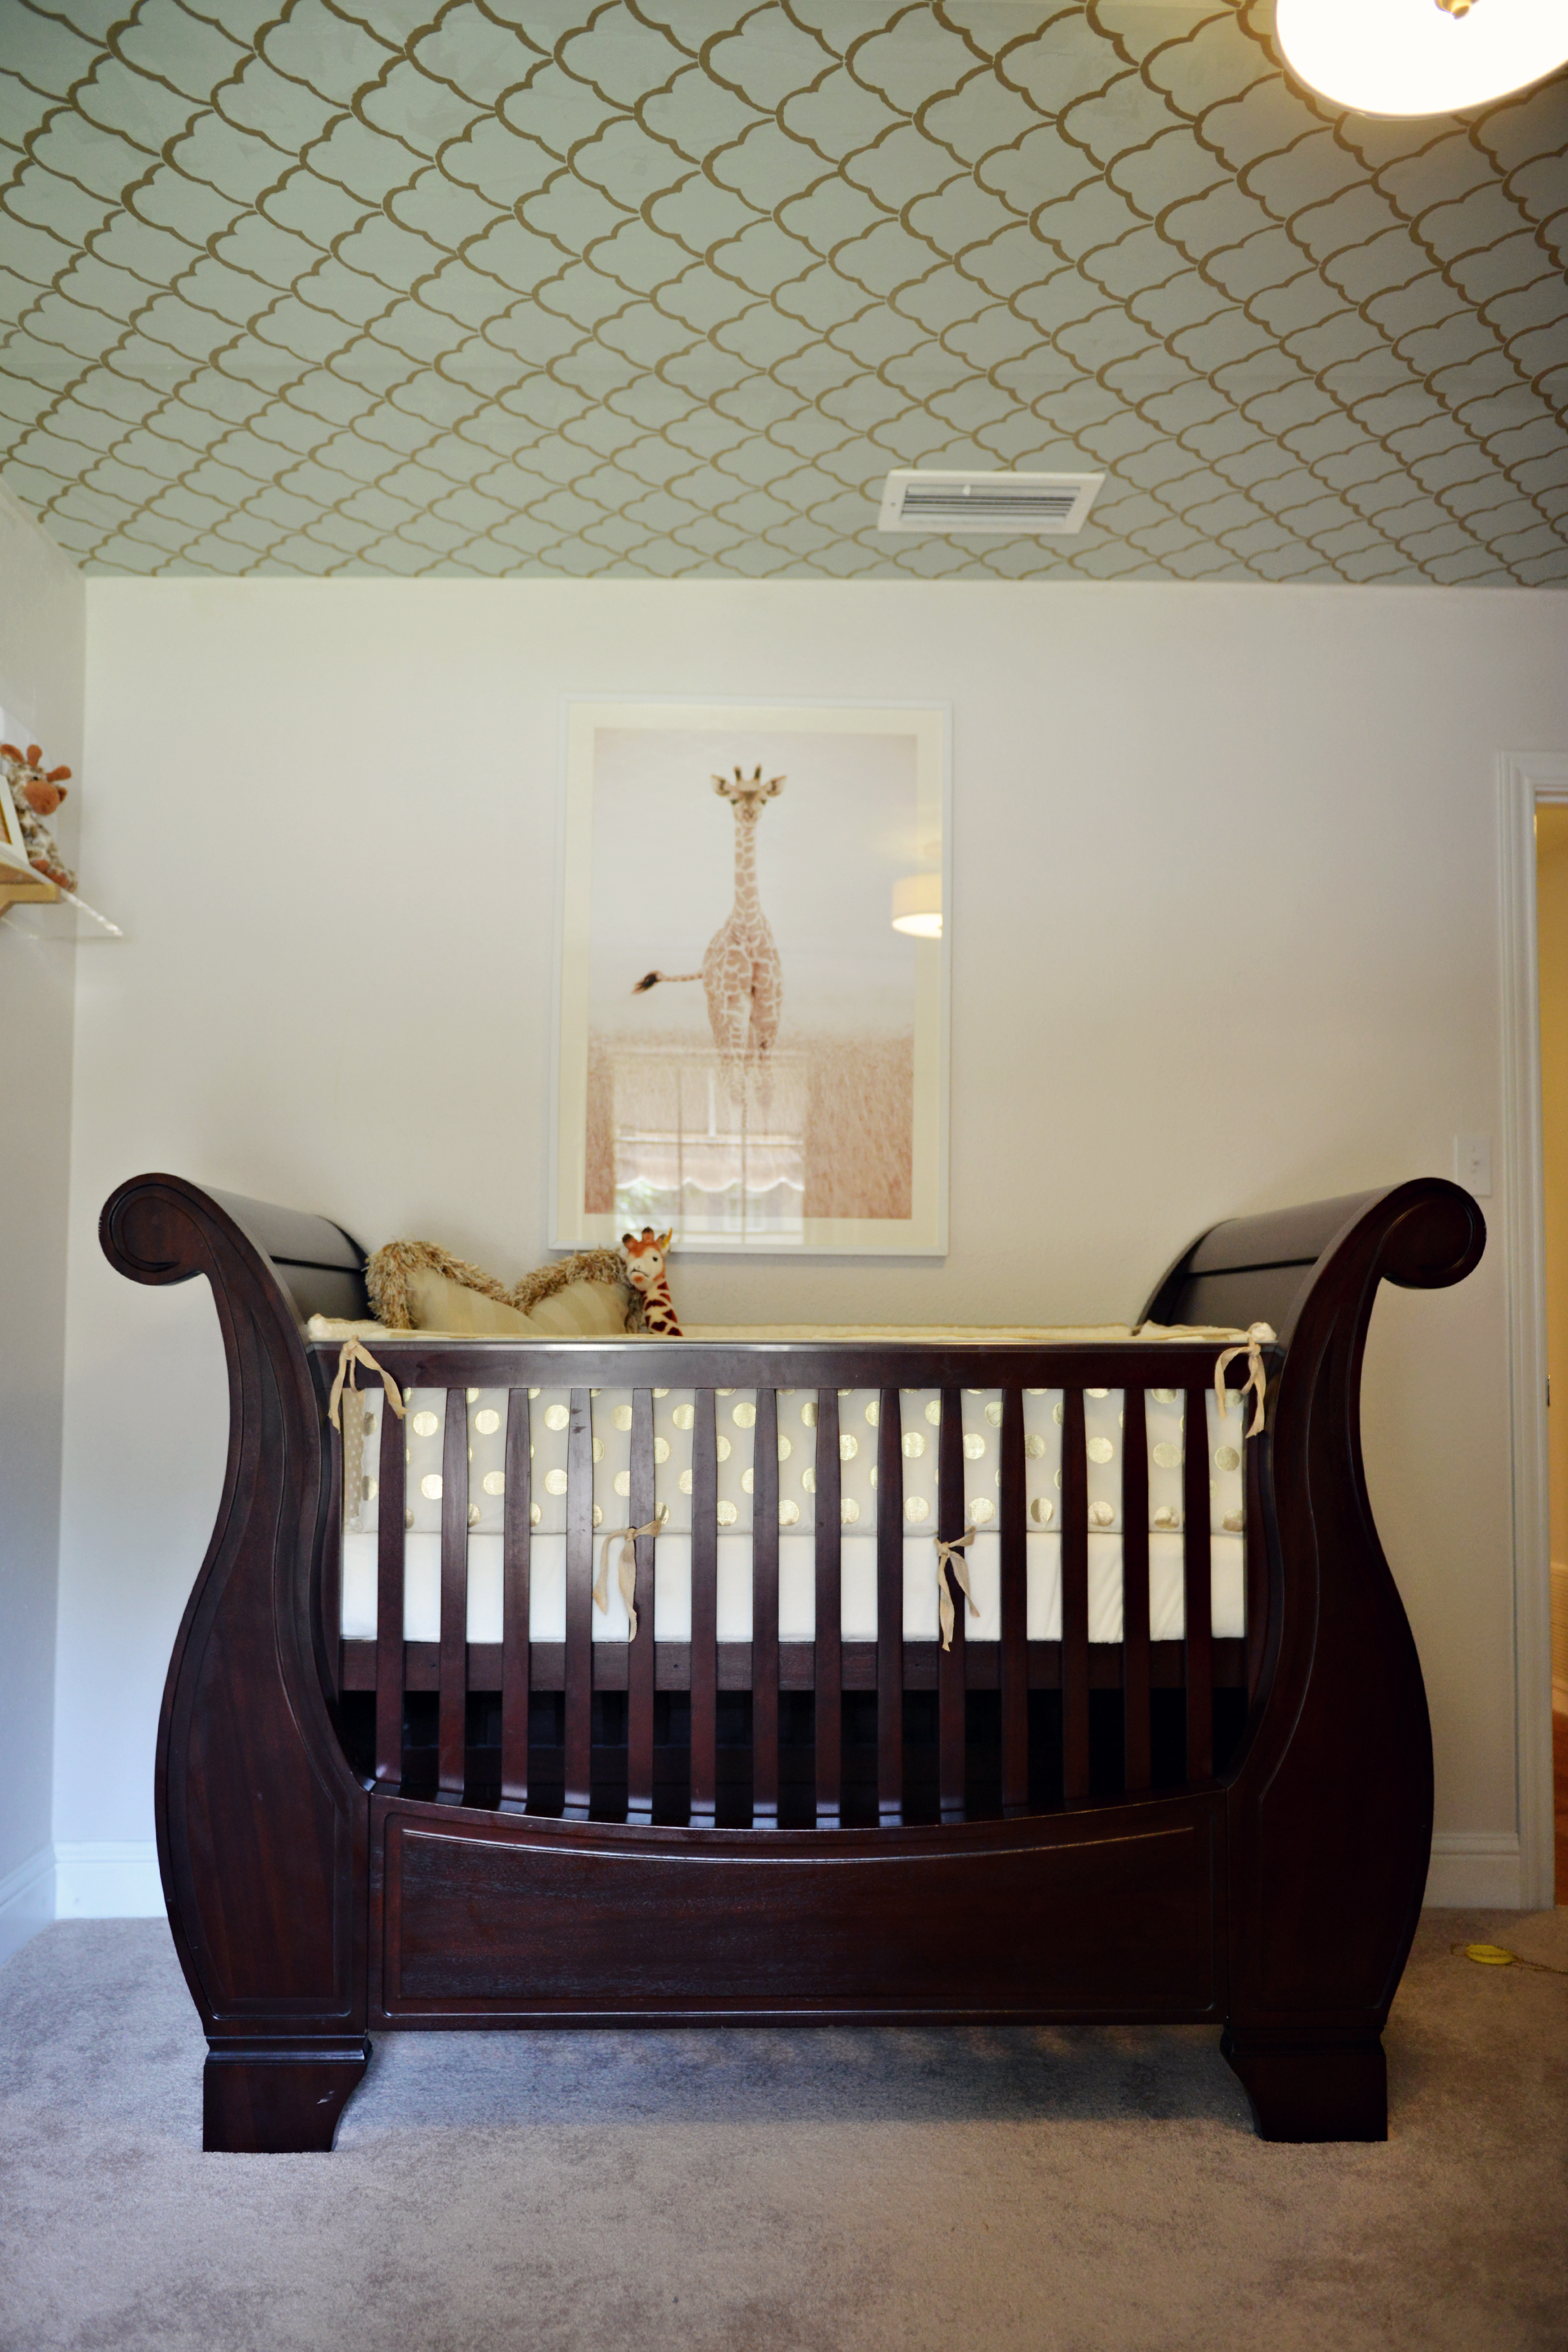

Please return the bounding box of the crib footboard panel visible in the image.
[369,1798,1226,2025]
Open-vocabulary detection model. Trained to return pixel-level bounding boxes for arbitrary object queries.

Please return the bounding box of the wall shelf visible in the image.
[0,857,122,939]
[1,862,55,912]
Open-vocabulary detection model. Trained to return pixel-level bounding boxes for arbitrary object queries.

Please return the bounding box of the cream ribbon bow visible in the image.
[1213,1323,1277,1439]
[934,1526,979,1652]
[594,1505,670,1640]
[327,1338,406,1432]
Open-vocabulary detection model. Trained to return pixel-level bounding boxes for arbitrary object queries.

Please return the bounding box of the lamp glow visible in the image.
[1277,0,1568,117]
[891,872,942,939]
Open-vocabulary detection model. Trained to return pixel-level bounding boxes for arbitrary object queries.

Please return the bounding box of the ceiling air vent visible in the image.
[877,469,1104,536]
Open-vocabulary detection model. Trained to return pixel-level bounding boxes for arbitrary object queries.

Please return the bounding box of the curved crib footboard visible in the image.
[1177,1178,1486,2141]
[100,1175,371,2152]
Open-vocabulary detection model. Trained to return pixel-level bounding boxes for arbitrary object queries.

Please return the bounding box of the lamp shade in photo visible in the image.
[1277,0,1568,117]
[891,872,942,938]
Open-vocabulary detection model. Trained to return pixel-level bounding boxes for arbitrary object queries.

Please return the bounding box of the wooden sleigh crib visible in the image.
[101,1171,1484,2153]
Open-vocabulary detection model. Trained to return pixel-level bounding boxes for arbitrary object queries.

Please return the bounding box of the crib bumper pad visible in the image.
[333,1373,1253,1651]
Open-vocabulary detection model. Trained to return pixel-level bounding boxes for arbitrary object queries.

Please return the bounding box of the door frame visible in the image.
[1498,751,1568,1910]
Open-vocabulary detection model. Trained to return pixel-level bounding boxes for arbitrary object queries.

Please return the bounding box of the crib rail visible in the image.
[322,1345,1271,1829]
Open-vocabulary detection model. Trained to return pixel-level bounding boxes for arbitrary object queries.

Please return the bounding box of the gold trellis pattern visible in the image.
[1,0,1564,583]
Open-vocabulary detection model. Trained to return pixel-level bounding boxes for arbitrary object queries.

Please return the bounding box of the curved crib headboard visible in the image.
[1139,1181,1485,1345]
[204,1188,368,1324]
[100,1174,369,1325]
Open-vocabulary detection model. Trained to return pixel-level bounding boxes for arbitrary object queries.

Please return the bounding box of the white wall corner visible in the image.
[0,1845,56,1969]
[1424,1830,1525,1909]
[52,1841,164,1920]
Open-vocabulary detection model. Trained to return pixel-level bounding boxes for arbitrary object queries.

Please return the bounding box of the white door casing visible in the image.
[1497,751,1568,1910]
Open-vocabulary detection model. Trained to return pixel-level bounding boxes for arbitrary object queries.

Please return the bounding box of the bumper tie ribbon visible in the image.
[1214,1323,1276,1438]
[935,1526,979,1651]
[595,1506,670,1640]
[327,1339,406,1432]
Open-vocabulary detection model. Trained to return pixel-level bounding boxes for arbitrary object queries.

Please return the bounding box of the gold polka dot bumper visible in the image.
[336,1381,1255,1651]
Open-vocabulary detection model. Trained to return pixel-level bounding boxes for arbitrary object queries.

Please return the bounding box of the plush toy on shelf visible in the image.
[1,741,76,892]
[622,1227,683,1336]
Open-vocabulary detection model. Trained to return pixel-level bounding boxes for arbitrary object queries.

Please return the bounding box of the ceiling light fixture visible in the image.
[891,874,942,939]
[1276,0,1568,116]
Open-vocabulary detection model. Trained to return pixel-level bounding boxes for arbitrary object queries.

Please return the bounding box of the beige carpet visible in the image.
[0,1910,1563,2351]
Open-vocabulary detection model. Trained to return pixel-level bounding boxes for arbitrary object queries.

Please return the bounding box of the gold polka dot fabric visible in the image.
[337,1373,1250,1650]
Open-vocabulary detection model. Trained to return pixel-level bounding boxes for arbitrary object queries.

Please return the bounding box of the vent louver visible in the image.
[878,469,1104,536]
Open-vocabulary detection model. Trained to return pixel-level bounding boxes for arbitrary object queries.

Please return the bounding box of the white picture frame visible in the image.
[551,698,950,1256]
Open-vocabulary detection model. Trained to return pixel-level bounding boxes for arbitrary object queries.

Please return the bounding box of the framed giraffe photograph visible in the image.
[552,698,950,1255]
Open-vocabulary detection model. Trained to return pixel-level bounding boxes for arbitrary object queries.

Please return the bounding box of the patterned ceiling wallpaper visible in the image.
[1,0,1564,584]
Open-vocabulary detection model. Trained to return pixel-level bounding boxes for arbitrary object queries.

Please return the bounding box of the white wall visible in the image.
[54,575,1568,1909]
[0,483,83,1963]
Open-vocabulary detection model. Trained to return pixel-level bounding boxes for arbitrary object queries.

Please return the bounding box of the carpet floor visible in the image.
[0,1911,1563,2352]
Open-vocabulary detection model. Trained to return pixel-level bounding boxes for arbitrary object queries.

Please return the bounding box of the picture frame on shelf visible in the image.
[0,751,33,870]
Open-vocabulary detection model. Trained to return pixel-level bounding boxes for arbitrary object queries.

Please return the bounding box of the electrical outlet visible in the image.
[1454,1134,1492,1197]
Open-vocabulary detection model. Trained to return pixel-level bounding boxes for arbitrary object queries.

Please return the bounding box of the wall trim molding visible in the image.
[1424,1831,1524,1910]
[52,1840,164,1920]
[0,1832,1534,1939]
[0,1844,56,1969]
[1496,750,1568,1911]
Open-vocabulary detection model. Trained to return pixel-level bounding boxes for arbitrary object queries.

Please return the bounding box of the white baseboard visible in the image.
[52,1841,164,1920]
[1424,1831,1525,1908]
[5,1834,1539,1941]
[0,1846,56,1969]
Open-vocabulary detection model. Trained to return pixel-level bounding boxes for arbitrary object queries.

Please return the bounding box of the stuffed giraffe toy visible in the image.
[622,1228,682,1336]
[632,766,784,1103]
[2,741,75,891]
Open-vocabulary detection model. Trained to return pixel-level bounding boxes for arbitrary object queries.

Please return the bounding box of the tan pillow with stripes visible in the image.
[404,1265,631,1338]
[405,1266,535,1335]
[518,1279,630,1336]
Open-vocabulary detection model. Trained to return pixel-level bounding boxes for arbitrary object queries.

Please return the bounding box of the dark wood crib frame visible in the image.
[100,1172,1484,2153]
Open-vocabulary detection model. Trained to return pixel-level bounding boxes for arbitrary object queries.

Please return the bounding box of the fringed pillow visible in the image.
[364,1238,639,1337]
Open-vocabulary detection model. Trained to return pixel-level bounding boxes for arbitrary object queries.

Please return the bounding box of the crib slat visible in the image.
[938,1387,966,1825]
[499,1389,531,1812]
[627,1388,656,1826]
[1245,1425,1267,1705]
[437,1389,469,1802]
[1061,1388,1090,1803]
[324,1417,344,1704]
[688,1390,718,1828]
[1122,1386,1151,1794]
[751,1388,780,1828]
[375,1387,407,1788]
[877,1386,904,1827]
[999,1387,1028,1817]
[563,1389,594,1822]
[1183,1386,1214,1782]
[814,1389,843,1829]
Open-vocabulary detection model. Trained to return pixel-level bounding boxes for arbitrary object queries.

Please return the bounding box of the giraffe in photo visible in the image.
[633,766,785,1100]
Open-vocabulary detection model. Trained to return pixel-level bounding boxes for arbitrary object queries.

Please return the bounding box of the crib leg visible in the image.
[203,2039,372,2153]
[1221,2031,1387,2142]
